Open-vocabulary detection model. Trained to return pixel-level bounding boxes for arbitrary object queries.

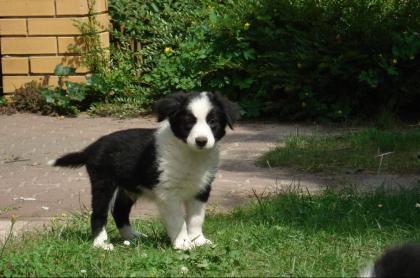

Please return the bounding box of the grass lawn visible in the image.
[1,187,419,277]
[260,128,420,173]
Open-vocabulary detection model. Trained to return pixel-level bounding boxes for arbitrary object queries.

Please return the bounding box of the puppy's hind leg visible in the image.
[90,177,117,251]
[112,189,146,240]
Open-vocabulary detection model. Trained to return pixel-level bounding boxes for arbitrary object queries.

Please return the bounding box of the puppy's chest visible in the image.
[156,145,219,196]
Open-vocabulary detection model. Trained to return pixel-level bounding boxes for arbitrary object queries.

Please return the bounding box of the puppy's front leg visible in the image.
[186,199,212,247]
[157,198,192,250]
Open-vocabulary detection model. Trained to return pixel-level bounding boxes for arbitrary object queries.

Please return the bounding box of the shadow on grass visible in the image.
[228,185,420,235]
[56,213,171,249]
[56,185,420,243]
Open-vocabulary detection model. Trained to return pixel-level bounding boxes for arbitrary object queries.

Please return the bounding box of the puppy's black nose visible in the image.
[195,137,208,147]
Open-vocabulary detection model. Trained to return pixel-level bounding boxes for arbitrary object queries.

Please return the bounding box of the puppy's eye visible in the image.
[184,123,194,130]
[183,114,196,130]
[207,118,218,128]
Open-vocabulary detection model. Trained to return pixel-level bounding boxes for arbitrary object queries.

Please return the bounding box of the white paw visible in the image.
[93,242,114,251]
[190,234,213,247]
[173,238,193,250]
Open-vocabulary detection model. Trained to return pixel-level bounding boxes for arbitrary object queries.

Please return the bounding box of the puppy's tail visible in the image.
[48,151,86,168]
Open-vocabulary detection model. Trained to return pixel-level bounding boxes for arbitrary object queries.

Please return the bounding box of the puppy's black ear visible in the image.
[212,91,241,129]
[154,92,188,122]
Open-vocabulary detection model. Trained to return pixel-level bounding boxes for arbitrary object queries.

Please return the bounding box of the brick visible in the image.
[2,75,87,93]
[1,57,29,74]
[0,0,54,17]
[93,13,110,31]
[30,56,88,74]
[28,14,109,35]
[2,76,59,93]
[58,36,84,53]
[94,0,109,14]
[58,31,109,53]
[0,19,27,35]
[56,0,108,16]
[65,75,87,84]
[99,31,110,48]
[28,18,81,35]
[56,0,89,15]
[1,37,57,55]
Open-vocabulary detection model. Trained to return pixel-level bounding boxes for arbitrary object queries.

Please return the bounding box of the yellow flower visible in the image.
[164,47,172,54]
[392,58,398,64]
[11,214,16,223]
[244,22,251,30]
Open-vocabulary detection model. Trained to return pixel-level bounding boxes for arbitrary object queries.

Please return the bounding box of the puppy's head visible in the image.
[155,91,240,150]
[359,243,420,278]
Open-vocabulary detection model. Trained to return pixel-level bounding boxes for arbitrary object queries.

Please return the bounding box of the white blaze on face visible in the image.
[187,93,215,149]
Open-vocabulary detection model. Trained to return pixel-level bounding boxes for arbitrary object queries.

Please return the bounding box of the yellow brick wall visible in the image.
[0,0,110,94]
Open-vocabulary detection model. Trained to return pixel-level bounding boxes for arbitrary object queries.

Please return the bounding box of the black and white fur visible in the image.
[48,91,240,251]
[360,243,420,277]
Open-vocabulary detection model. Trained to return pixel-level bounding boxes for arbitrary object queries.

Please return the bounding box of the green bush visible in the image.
[0,96,17,115]
[97,0,420,120]
[8,82,53,115]
[39,65,90,115]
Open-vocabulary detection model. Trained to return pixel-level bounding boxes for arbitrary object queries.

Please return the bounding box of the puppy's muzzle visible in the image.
[195,137,208,148]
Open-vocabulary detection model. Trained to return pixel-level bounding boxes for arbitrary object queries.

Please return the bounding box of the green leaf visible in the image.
[54,65,76,76]
[233,78,254,89]
[66,82,86,102]
[209,9,218,24]
[41,88,55,104]
[358,70,379,88]
[243,48,256,60]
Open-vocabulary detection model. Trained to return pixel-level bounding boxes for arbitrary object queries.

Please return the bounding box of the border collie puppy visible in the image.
[48,91,240,251]
[360,243,420,277]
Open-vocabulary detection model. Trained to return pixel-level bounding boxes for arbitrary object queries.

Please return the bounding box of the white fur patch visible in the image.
[186,199,212,247]
[186,92,215,150]
[154,120,219,202]
[93,228,114,251]
[359,264,374,277]
[156,197,192,250]
[188,92,212,121]
[47,159,56,166]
